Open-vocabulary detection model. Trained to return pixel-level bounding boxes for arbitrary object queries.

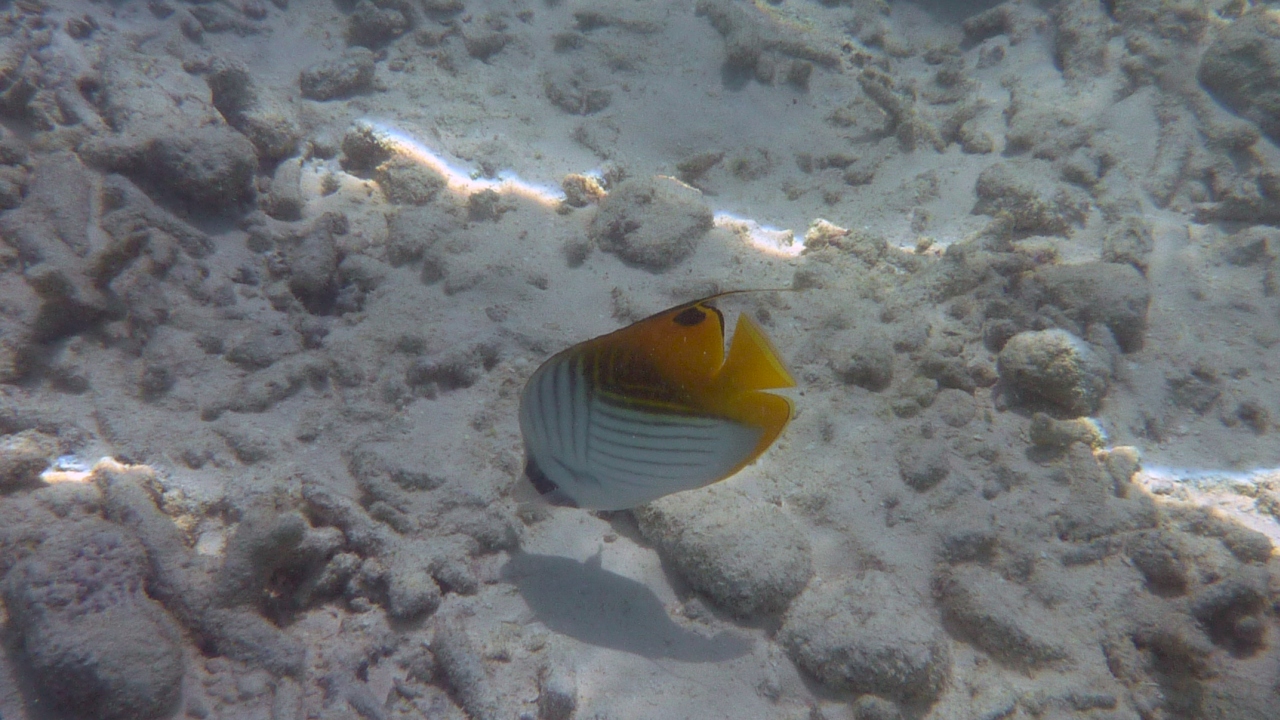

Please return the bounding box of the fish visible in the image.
[518,292,795,510]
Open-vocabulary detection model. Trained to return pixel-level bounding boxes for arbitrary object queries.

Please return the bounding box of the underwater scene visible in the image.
[1,0,1279,718]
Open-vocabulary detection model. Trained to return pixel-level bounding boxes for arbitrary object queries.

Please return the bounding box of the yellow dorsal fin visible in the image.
[719,313,795,391]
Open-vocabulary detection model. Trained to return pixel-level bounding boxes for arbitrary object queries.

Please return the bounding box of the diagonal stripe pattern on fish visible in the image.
[518,293,795,510]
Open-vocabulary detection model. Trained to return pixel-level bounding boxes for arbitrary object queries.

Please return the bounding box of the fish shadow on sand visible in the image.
[502,551,751,662]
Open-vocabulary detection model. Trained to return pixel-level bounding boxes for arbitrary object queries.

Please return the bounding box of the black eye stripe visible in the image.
[707,304,724,332]
[672,306,706,326]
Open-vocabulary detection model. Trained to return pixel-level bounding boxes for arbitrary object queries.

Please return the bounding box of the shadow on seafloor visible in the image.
[502,551,752,663]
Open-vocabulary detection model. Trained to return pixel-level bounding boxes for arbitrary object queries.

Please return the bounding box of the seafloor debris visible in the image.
[634,484,813,617]
[588,176,714,272]
[998,328,1111,418]
[780,571,952,706]
[0,0,1277,718]
[299,48,378,101]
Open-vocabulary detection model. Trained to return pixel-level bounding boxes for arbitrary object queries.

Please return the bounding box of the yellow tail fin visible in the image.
[720,314,796,391]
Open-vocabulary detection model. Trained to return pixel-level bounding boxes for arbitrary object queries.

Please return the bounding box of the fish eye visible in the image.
[672,306,707,326]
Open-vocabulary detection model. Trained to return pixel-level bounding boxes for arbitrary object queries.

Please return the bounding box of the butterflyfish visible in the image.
[518,292,795,510]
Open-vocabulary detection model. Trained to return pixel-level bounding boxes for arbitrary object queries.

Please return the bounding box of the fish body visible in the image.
[518,293,794,510]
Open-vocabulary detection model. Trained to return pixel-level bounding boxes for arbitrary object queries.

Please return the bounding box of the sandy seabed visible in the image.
[1,1,1280,719]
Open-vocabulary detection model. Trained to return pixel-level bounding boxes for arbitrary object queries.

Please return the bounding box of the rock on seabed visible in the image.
[779,572,951,706]
[635,485,813,617]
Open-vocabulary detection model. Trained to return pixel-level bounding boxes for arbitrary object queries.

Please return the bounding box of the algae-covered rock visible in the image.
[300,48,377,101]
[432,617,501,720]
[897,440,950,492]
[780,572,951,705]
[1029,413,1105,450]
[347,0,411,48]
[635,484,812,617]
[828,330,895,391]
[972,161,1088,235]
[375,155,446,205]
[4,518,185,720]
[213,508,307,607]
[145,124,258,209]
[1030,262,1151,352]
[1125,529,1191,596]
[387,564,443,621]
[1050,0,1112,83]
[538,666,578,720]
[934,564,1067,669]
[1102,215,1155,273]
[589,176,714,272]
[0,429,59,492]
[998,329,1110,417]
[96,461,306,677]
[205,57,299,162]
[1199,10,1280,144]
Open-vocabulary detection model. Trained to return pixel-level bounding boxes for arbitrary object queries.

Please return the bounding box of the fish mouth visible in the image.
[524,456,579,508]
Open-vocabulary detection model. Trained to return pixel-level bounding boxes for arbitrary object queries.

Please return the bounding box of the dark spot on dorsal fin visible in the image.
[673,306,707,326]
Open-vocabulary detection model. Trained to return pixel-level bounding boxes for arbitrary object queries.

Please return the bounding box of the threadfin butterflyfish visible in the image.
[518,292,795,510]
